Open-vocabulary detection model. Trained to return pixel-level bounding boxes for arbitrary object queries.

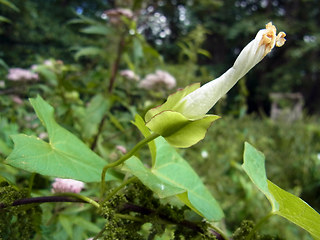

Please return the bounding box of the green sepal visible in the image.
[146,111,220,148]
[145,83,200,122]
[6,95,120,182]
[123,137,224,221]
[242,142,320,239]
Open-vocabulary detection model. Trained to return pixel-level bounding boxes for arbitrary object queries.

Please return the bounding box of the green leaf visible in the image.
[80,25,109,35]
[6,96,119,182]
[59,215,73,238]
[34,66,58,86]
[124,137,224,221]
[108,113,125,132]
[123,156,185,198]
[268,181,320,240]
[0,0,19,11]
[80,94,109,140]
[197,49,211,58]
[133,38,143,62]
[0,15,10,23]
[0,138,11,156]
[74,47,102,61]
[242,142,278,211]
[73,216,101,233]
[146,111,219,148]
[242,142,320,239]
[132,114,156,165]
[145,83,200,122]
[0,58,9,69]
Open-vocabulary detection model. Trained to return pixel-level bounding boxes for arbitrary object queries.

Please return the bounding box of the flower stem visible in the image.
[55,193,100,208]
[104,177,137,202]
[100,132,160,198]
[245,212,274,240]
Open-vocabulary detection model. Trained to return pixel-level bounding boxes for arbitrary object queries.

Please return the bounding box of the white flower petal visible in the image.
[179,22,285,119]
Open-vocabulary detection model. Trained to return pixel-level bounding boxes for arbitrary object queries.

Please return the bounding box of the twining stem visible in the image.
[100,132,160,198]
[104,177,137,202]
[0,196,88,209]
[55,193,100,209]
[246,212,274,240]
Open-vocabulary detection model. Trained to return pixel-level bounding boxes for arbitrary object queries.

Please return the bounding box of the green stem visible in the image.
[28,173,36,196]
[104,177,137,202]
[100,132,160,198]
[55,193,100,209]
[115,213,144,222]
[209,224,229,240]
[246,212,274,240]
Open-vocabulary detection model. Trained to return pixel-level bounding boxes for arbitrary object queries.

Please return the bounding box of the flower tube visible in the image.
[178,22,286,119]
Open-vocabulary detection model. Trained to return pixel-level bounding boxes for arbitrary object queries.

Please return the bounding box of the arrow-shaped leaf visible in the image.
[6,96,119,182]
[242,142,320,239]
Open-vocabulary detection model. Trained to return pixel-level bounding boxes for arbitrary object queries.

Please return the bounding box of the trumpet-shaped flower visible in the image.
[178,22,286,119]
[145,22,286,148]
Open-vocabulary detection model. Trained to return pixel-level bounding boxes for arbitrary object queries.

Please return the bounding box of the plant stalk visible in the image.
[104,177,137,202]
[100,132,160,198]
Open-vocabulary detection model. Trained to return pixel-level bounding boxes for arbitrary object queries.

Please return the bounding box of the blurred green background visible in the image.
[0,0,320,239]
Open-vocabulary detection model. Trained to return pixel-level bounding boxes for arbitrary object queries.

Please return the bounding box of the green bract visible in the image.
[242,142,320,239]
[5,96,120,182]
[145,83,220,148]
[123,137,224,221]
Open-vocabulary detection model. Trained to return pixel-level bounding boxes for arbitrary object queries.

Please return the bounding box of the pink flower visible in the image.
[116,145,127,154]
[7,68,39,81]
[120,69,140,81]
[51,178,85,194]
[139,70,176,90]
[11,95,23,105]
[104,8,134,25]
[38,132,48,140]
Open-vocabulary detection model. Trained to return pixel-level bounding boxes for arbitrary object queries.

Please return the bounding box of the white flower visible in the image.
[139,70,176,90]
[178,22,286,119]
[51,178,85,194]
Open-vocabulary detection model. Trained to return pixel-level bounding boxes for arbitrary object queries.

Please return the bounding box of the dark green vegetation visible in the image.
[0,0,320,239]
